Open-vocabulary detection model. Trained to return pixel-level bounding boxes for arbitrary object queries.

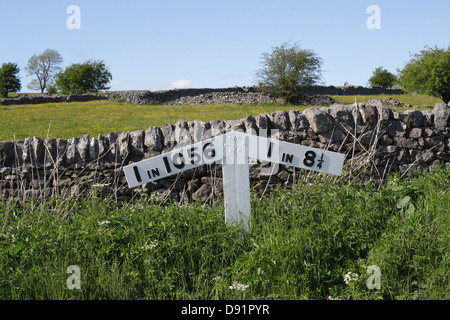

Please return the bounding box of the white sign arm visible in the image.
[123,134,226,188]
[244,133,345,176]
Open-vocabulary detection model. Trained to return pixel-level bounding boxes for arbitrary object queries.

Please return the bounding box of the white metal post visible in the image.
[223,132,251,231]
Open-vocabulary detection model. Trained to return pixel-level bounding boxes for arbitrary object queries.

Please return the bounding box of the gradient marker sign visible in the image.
[124,131,345,231]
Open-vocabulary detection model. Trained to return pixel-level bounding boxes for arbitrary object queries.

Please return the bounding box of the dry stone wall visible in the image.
[107,86,402,105]
[0,100,449,202]
[0,85,403,106]
[301,85,403,96]
[0,93,108,106]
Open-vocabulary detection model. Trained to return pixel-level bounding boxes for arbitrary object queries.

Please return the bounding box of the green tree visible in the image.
[368,67,397,88]
[255,42,323,102]
[25,49,63,93]
[55,60,112,94]
[0,62,21,98]
[398,45,450,104]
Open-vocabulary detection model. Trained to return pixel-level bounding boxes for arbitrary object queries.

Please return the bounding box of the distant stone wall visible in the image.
[0,93,108,106]
[0,85,403,107]
[1,99,448,202]
[107,87,279,105]
[302,85,404,96]
[107,85,403,105]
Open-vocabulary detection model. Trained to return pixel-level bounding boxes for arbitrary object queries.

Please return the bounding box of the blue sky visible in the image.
[1,0,449,91]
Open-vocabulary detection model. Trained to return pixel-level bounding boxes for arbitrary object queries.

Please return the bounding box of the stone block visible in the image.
[406,128,422,139]
[401,110,424,128]
[303,107,335,134]
[144,127,164,153]
[433,103,450,131]
[395,137,420,149]
[77,134,90,160]
[270,110,291,131]
[386,120,406,138]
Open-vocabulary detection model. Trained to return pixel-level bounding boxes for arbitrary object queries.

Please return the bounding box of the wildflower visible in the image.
[141,240,158,250]
[344,272,359,285]
[257,268,265,275]
[98,220,111,226]
[229,281,249,291]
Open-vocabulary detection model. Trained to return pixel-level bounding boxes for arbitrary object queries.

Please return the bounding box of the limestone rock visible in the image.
[401,110,424,128]
[77,134,90,160]
[270,110,290,131]
[161,124,176,151]
[289,109,309,131]
[210,120,226,137]
[386,120,407,138]
[89,137,99,159]
[255,113,270,130]
[144,127,164,153]
[358,103,378,126]
[433,103,450,131]
[242,115,258,135]
[329,104,355,128]
[303,107,335,133]
[66,137,79,164]
[117,132,130,162]
[225,119,245,132]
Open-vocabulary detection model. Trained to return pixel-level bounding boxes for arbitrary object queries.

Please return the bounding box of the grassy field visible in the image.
[0,166,448,300]
[0,101,301,141]
[0,94,443,141]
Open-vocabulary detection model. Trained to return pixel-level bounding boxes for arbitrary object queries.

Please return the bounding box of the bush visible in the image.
[55,60,112,94]
[46,84,58,95]
[368,67,397,88]
[0,62,21,98]
[398,45,450,104]
[255,42,323,102]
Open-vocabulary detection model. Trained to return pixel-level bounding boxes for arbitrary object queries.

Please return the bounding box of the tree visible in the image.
[368,67,397,88]
[55,60,112,94]
[398,45,450,104]
[255,42,323,102]
[0,62,21,98]
[25,49,63,93]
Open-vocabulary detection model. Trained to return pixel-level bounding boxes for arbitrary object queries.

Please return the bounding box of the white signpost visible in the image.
[123,131,345,231]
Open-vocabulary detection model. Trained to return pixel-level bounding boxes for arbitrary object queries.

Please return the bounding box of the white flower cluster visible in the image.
[229,282,249,291]
[141,240,158,250]
[344,272,359,285]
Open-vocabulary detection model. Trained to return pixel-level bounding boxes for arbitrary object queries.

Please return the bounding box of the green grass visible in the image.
[330,94,443,107]
[0,93,443,141]
[0,166,448,300]
[0,100,303,141]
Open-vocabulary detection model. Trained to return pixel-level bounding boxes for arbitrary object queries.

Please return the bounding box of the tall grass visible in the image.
[1,166,448,300]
